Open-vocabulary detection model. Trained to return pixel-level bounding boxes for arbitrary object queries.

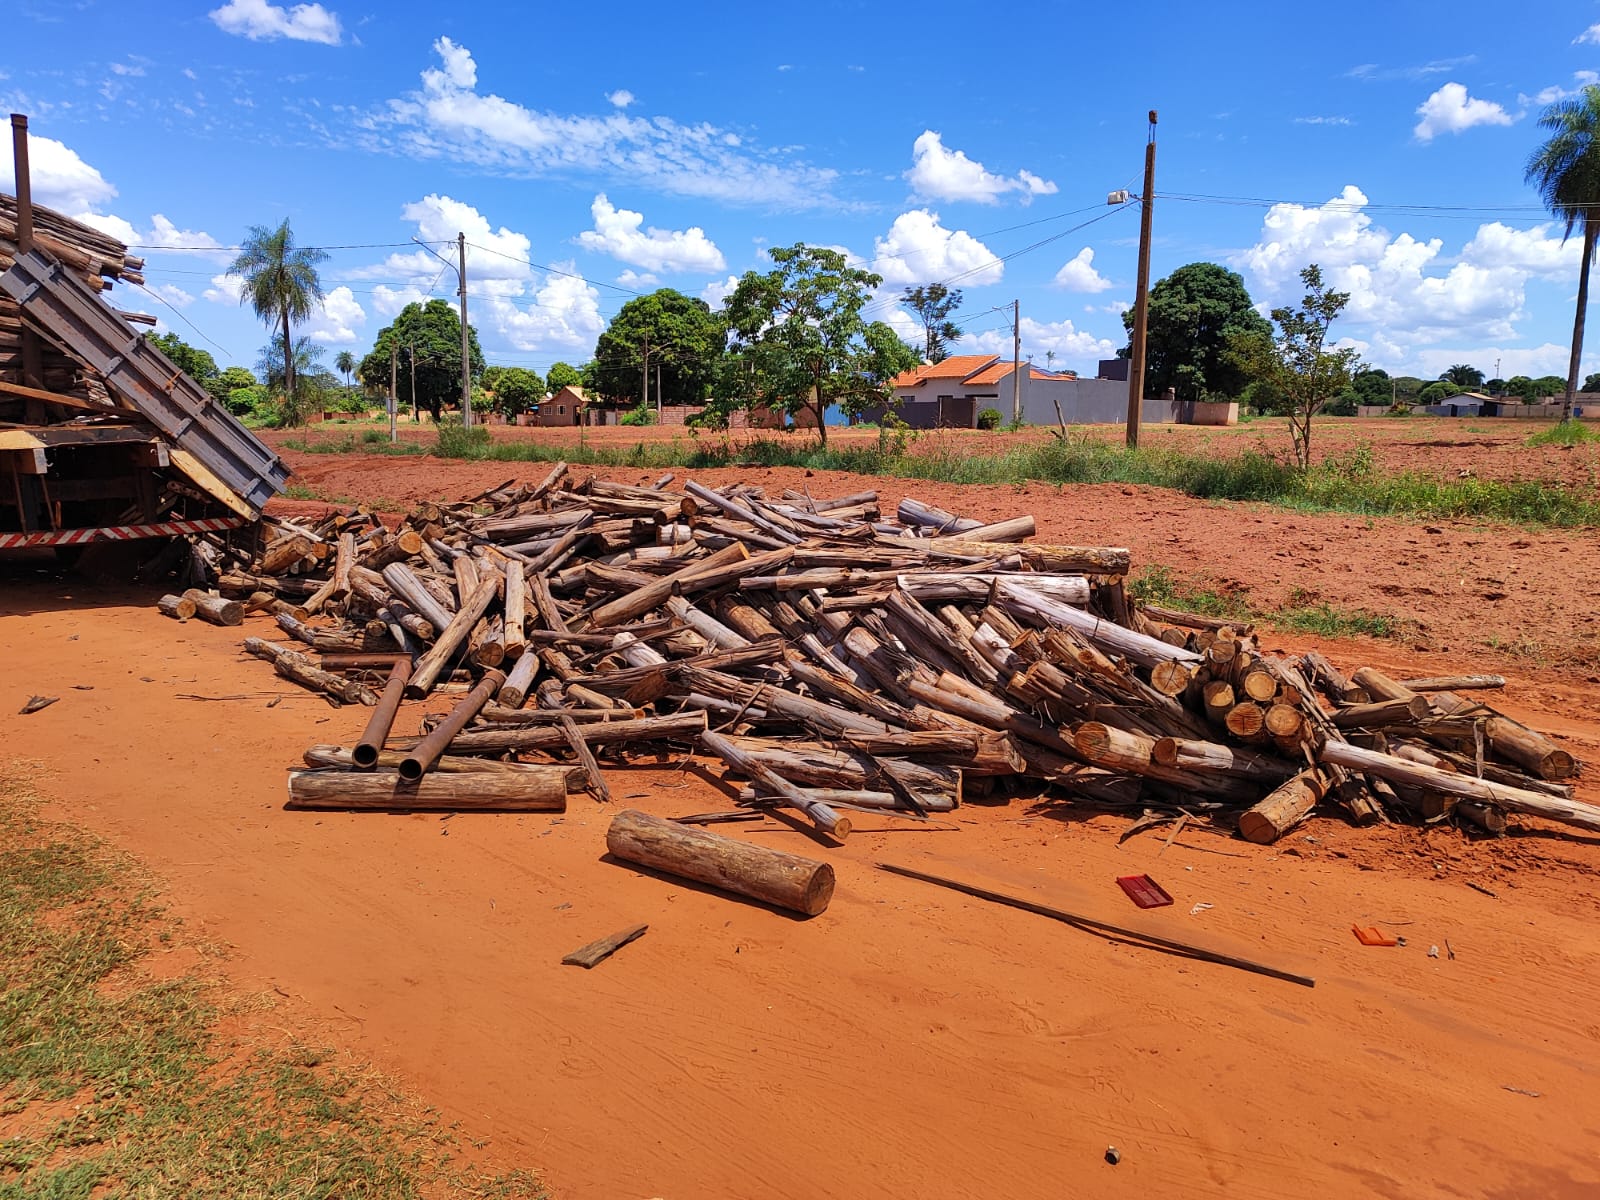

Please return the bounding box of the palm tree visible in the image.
[230,220,328,421]
[335,350,356,391]
[1526,85,1600,421]
[1441,363,1484,388]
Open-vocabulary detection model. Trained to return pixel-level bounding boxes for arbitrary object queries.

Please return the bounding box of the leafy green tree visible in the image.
[358,300,484,422]
[1441,363,1484,388]
[1526,84,1600,419]
[1533,374,1568,398]
[1583,372,1600,392]
[723,244,883,447]
[149,331,218,386]
[845,321,921,420]
[229,220,328,420]
[210,365,257,404]
[1504,375,1538,400]
[1122,262,1271,402]
[1485,377,1508,396]
[1350,368,1392,406]
[492,367,544,417]
[256,339,327,427]
[546,361,583,393]
[588,289,723,409]
[1419,380,1465,404]
[1230,264,1361,469]
[901,283,963,363]
[1390,376,1429,403]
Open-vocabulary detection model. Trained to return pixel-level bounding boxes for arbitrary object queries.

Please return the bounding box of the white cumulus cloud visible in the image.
[607,89,635,108]
[0,133,117,214]
[209,0,342,45]
[1233,185,1589,370]
[701,274,739,308]
[872,209,1002,287]
[576,194,725,273]
[381,38,839,207]
[906,131,1056,205]
[616,269,658,288]
[304,285,365,345]
[1053,247,1111,292]
[959,316,1117,370]
[203,272,246,305]
[1576,23,1600,45]
[1413,82,1513,141]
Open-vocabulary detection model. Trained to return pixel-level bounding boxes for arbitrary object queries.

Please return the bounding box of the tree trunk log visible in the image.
[243,637,377,705]
[406,577,500,697]
[286,766,567,811]
[1399,674,1505,692]
[605,808,835,915]
[699,728,851,841]
[1431,691,1577,780]
[1319,741,1600,833]
[157,593,196,621]
[182,588,243,626]
[1238,769,1328,844]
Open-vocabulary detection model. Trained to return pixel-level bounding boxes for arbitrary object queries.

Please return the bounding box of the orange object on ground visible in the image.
[1352,923,1398,947]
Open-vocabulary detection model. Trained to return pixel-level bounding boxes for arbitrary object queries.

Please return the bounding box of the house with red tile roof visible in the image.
[883,355,1094,428]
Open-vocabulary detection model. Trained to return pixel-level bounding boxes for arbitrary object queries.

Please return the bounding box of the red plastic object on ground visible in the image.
[1351,923,1398,947]
[1116,874,1174,909]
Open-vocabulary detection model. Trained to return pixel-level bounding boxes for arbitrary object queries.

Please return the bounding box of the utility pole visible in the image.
[1126,109,1158,449]
[640,333,651,414]
[389,341,398,443]
[457,231,472,428]
[1011,299,1022,427]
[656,363,663,417]
[407,343,418,423]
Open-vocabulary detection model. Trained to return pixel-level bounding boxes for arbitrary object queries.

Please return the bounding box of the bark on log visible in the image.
[699,728,852,841]
[430,711,708,755]
[182,588,243,626]
[996,580,1200,668]
[1319,741,1600,833]
[1151,737,1298,782]
[286,767,567,812]
[497,650,539,709]
[1238,769,1328,844]
[406,577,500,697]
[896,497,983,533]
[1350,667,1420,705]
[242,637,378,705]
[157,593,196,621]
[605,808,836,915]
[1431,691,1577,780]
[1399,674,1506,692]
[1330,696,1431,729]
[381,563,455,634]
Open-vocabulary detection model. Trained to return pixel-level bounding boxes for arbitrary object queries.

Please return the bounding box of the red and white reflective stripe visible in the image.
[0,515,252,549]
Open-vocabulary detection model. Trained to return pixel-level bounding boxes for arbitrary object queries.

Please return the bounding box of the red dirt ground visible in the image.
[4,454,1599,1199]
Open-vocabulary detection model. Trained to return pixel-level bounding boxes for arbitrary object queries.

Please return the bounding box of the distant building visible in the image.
[533,385,587,427]
[880,354,1186,428]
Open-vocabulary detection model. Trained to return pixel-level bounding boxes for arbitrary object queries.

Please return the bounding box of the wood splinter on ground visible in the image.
[562,923,648,968]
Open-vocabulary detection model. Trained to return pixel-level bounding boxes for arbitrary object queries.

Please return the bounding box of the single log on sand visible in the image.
[605,808,836,916]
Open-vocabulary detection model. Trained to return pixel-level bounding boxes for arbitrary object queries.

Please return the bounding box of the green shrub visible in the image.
[361,428,388,445]
[976,407,1002,430]
[619,403,657,427]
[435,418,492,459]
[1527,420,1599,447]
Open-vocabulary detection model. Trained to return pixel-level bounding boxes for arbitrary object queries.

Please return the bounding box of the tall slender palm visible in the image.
[1526,85,1600,420]
[230,220,328,418]
[335,350,356,391]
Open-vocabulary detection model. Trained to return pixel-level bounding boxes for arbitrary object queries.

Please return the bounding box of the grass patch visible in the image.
[0,762,547,1199]
[1129,566,1403,641]
[1526,420,1600,447]
[284,424,1600,529]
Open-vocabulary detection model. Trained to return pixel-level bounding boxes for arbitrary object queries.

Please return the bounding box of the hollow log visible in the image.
[286,766,567,812]
[605,808,835,915]
[1238,769,1329,844]
[398,670,505,783]
[353,659,412,769]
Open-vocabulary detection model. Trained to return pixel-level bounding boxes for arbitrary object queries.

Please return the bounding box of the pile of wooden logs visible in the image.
[180,464,1594,845]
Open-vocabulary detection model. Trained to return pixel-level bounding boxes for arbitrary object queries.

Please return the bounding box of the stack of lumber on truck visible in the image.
[187,464,1593,846]
[1,120,286,550]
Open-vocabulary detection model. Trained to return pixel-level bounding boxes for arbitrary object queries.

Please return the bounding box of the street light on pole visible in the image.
[411,235,474,429]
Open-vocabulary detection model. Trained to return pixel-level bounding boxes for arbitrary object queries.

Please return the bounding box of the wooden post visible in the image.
[605,808,836,916]
[1238,769,1328,844]
[287,766,566,812]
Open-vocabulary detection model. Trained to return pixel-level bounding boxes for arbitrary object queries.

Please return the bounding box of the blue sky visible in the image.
[3,0,1598,385]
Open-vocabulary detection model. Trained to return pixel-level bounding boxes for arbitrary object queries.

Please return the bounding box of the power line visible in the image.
[466,241,647,297]
[125,239,455,252]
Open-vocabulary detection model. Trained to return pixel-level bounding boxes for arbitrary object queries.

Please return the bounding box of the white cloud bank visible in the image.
[906,131,1056,205]
[872,209,1002,287]
[577,194,725,274]
[380,38,839,207]
[209,0,342,45]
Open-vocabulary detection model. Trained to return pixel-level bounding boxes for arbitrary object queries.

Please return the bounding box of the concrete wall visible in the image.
[1019,375,1180,426]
